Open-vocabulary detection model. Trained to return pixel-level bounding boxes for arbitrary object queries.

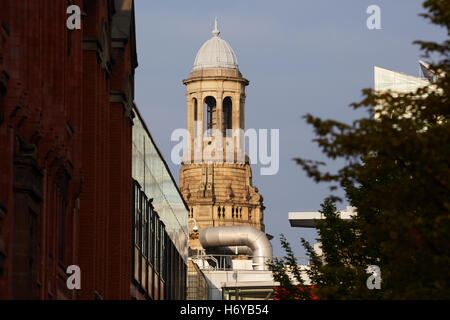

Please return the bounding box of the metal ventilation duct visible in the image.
[205,245,252,256]
[199,226,273,271]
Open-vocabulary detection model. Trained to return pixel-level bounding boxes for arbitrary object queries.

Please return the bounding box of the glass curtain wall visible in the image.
[131,107,188,300]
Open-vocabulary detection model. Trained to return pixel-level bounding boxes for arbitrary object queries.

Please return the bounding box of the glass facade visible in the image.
[131,107,188,300]
[373,66,431,120]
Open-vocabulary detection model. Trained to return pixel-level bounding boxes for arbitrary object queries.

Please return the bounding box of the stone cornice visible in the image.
[110,90,135,124]
[82,37,101,51]
[183,75,249,86]
[111,37,128,49]
[82,20,112,75]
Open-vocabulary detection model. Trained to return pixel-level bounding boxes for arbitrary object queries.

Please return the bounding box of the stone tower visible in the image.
[180,19,265,251]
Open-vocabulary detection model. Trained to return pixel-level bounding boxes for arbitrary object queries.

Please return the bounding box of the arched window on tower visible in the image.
[193,98,198,138]
[204,96,216,137]
[223,97,232,137]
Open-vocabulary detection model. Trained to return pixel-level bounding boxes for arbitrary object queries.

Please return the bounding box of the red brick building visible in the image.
[0,0,138,299]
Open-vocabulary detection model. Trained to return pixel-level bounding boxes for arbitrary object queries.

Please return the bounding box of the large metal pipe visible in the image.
[205,246,252,256]
[199,226,273,271]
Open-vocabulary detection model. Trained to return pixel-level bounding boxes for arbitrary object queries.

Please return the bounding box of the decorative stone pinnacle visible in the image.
[212,17,220,37]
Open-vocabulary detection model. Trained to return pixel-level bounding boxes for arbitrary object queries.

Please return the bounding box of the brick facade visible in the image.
[0,0,137,299]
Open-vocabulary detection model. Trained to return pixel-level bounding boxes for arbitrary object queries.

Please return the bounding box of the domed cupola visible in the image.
[193,18,239,71]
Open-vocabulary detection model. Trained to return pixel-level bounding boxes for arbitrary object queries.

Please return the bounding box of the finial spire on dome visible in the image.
[193,17,238,71]
[212,17,220,37]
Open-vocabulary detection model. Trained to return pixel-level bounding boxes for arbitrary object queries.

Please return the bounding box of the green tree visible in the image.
[275,0,450,299]
[270,234,313,300]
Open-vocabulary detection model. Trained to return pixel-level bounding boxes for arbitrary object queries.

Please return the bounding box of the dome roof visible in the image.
[193,18,238,71]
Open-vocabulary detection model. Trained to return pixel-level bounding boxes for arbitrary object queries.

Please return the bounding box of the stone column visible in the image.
[186,95,194,163]
[215,93,223,162]
[216,93,223,135]
[232,94,242,151]
[195,93,204,163]
[240,95,246,130]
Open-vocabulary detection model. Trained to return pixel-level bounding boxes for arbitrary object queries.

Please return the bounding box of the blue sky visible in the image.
[133,0,447,258]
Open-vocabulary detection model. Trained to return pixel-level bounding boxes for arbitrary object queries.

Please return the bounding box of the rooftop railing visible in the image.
[190,253,310,271]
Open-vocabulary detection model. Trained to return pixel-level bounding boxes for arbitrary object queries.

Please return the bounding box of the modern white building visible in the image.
[288,206,357,228]
[288,206,357,258]
[374,63,430,94]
